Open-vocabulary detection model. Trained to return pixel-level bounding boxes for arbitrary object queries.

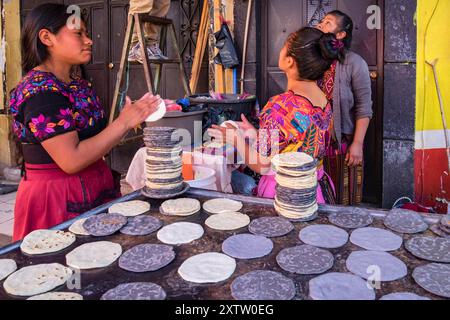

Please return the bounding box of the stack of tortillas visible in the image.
[271,152,318,220]
[20,230,76,255]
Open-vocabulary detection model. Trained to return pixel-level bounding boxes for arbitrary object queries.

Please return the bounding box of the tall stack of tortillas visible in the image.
[143,127,188,198]
[271,152,318,221]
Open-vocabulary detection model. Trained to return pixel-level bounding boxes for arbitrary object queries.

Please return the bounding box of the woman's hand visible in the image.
[117,93,161,130]
[346,141,364,167]
[235,114,258,140]
[207,123,241,146]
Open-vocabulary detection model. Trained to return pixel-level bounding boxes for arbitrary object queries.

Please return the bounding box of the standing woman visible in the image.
[208,27,343,203]
[10,3,160,240]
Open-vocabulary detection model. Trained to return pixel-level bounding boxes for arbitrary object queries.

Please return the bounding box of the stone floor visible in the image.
[0,190,15,246]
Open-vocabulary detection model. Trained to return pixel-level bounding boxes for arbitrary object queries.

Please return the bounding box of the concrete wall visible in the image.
[382,0,417,208]
[415,0,450,213]
[0,0,21,173]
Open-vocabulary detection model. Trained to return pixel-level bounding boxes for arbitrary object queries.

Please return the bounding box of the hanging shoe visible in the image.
[148,43,169,60]
[128,43,144,64]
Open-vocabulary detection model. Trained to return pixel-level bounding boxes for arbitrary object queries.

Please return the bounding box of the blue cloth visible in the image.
[231,170,257,196]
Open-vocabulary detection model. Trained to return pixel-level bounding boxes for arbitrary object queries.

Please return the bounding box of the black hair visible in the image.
[21,3,87,73]
[286,27,342,81]
[327,10,353,49]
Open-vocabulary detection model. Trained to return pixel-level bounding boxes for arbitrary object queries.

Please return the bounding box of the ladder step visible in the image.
[137,14,173,25]
[129,59,181,65]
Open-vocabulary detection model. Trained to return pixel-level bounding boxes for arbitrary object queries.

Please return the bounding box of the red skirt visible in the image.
[13,159,120,241]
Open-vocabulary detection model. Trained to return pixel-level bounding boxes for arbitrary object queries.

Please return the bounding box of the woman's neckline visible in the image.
[31,69,79,85]
[287,90,328,110]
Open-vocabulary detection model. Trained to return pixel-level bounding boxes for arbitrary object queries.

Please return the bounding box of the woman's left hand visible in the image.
[207,123,239,146]
[346,141,364,167]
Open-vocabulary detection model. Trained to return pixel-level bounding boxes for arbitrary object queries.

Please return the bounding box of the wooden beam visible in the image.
[213,0,225,93]
[223,0,234,94]
[189,1,209,93]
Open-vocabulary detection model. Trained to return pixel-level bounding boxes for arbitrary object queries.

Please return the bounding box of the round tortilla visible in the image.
[120,215,163,236]
[119,244,175,272]
[160,198,201,216]
[101,282,166,300]
[108,200,150,217]
[157,222,204,245]
[271,152,314,169]
[20,230,76,255]
[248,217,294,238]
[178,252,236,284]
[384,209,428,234]
[276,245,334,275]
[65,241,122,270]
[379,292,430,300]
[0,259,17,281]
[68,218,89,236]
[222,234,273,259]
[328,210,374,229]
[202,198,243,214]
[27,292,83,300]
[346,250,407,281]
[405,236,450,263]
[350,227,403,252]
[299,225,349,249]
[3,263,73,297]
[83,213,128,237]
[231,270,296,300]
[412,263,450,298]
[205,212,250,231]
[309,272,376,300]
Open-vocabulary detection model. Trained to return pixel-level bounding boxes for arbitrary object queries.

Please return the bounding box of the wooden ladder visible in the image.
[109,13,192,126]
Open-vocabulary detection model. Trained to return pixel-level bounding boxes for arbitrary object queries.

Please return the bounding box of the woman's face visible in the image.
[278,43,290,72]
[48,21,93,65]
[316,14,340,34]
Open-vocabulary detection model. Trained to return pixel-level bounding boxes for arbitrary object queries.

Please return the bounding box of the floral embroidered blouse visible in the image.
[10,70,106,144]
[256,90,333,159]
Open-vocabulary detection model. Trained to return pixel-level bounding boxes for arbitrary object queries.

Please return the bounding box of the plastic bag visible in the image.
[214,22,239,69]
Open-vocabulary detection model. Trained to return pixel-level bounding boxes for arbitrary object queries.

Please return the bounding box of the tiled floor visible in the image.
[0,191,15,245]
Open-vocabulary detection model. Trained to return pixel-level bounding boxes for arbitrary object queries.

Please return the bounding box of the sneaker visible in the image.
[148,43,169,60]
[128,43,161,64]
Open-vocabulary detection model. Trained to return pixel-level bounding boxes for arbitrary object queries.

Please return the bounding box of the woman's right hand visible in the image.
[117,93,161,130]
[236,114,257,140]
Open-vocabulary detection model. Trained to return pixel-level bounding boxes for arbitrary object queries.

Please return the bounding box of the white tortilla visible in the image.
[157,222,204,245]
[202,198,243,214]
[108,200,150,217]
[145,100,166,122]
[160,198,201,216]
[178,252,236,283]
[0,259,17,281]
[271,152,314,168]
[20,230,76,255]
[27,292,83,300]
[68,218,89,236]
[65,241,122,270]
[3,263,73,297]
[205,212,250,231]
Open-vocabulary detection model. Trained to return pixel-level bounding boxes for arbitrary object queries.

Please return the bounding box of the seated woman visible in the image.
[208,27,344,203]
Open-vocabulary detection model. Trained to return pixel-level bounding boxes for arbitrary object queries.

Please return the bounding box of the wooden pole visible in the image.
[189,1,209,93]
[240,0,252,94]
[213,0,225,93]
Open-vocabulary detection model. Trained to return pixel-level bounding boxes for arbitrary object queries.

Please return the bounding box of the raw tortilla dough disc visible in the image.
[205,212,250,231]
[20,230,76,255]
[231,270,296,300]
[101,282,166,300]
[328,210,374,229]
[68,218,89,236]
[3,263,73,297]
[83,213,128,237]
[178,252,236,284]
[379,292,430,300]
[27,292,83,300]
[160,198,201,216]
[276,245,334,275]
[405,236,450,263]
[309,272,376,300]
[346,250,407,281]
[108,200,150,217]
[65,241,122,270]
[299,225,349,249]
[412,263,450,298]
[222,234,273,259]
[120,215,163,236]
[248,216,294,238]
[202,198,243,214]
[384,209,428,234]
[350,227,403,252]
[119,244,175,272]
[145,99,166,122]
[0,259,17,281]
[157,222,204,245]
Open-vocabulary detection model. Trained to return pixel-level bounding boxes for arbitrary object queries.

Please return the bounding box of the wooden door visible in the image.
[258,0,384,204]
